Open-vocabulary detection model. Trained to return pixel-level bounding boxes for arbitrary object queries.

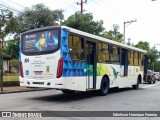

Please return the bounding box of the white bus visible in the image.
[20,26,148,95]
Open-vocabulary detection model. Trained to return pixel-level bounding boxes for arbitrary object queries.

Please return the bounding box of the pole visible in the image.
[123,22,125,44]
[0,9,3,91]
[0,54,3,91]
[123,19,137,44]
[153,44,155,72]
[76,0,87,13]
[81,0,83,13]
[0,9,5,48]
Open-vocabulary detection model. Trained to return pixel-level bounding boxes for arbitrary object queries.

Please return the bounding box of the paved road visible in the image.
[0,82,160,120]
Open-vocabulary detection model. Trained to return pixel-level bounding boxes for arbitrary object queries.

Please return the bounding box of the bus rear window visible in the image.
[22,29,59,55]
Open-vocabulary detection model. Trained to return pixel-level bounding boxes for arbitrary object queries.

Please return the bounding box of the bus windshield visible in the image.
[22,29,59,55]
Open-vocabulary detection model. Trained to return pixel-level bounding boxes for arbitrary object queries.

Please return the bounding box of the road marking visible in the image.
[142,82,160,88]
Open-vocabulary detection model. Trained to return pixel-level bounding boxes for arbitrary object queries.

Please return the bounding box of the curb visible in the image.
[0,88,51,94]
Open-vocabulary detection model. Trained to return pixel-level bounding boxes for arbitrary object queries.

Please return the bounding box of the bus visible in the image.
[19,26,148,95]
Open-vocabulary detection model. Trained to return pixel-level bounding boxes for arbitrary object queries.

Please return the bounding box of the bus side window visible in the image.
[98,43,102,62]
[69,35,73,47]
[110,45,119,64]
[98,42,109,63]
[128,50,133,65]
[138,53,144,66]
[69,35,85,61]
[134,52,138,66]
[70,48,78,60]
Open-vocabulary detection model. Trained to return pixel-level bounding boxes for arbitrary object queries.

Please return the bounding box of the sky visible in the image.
[1,0,160,50]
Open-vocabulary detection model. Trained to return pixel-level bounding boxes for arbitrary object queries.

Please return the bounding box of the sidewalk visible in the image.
[0,86,50,94]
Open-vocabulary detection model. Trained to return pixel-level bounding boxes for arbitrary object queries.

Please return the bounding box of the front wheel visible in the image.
[99,77,109,96]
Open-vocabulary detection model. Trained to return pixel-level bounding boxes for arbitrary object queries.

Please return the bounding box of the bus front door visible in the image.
[86,41,96,89]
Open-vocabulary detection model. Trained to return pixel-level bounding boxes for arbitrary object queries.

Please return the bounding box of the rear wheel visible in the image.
[133,78,140,89]
[99,77,109,96]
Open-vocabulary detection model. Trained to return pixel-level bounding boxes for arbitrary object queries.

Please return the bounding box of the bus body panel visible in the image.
[96,64,144,89]
[19,26,147,92]
[20,50,60,87]
[21,77,87,91]
[63,77,86,91]
[22,50,60,79]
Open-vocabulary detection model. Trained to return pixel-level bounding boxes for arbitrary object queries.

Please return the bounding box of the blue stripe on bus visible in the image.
[61,29,87,77]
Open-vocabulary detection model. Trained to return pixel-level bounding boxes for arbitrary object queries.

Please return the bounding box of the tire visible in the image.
[133,78,139,89]
[99,77,109,96]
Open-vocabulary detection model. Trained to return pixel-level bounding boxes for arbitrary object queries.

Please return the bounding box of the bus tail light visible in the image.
[20,60,24,78]
[56,57,64,78]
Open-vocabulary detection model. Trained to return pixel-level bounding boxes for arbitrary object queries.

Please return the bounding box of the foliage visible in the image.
[147,48,160,70]
[134,41,150,51]
[101,24,123,43]
[4,12,17,35]
[15,4,64,33]
[63,12,105,35]
[3,75,19,86]
[10,59,19,68]
[0,47,5,55]
[126,38,134,46]
[154,61,160,72]
[135,41,160,71]
[4,41,19,59]
[0,10,15,47]
[3,75,19,81]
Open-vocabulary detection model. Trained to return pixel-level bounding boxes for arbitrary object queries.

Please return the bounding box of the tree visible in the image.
[154,61,160,72]
[63,12,105,35]
[15,4,64,33]
[0,47,3,54]
[101,24,123,42]
[0,9,15,47]
[126,38,134,46]
[10,59,18,69]
[135,41,160,70]
[4,40,19,59]
[134,41,150,51]
[3,4,64,59]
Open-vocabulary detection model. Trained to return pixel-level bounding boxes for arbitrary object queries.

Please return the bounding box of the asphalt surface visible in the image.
[0,81,160,120]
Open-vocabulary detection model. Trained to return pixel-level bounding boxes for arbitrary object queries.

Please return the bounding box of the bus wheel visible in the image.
[133,78,139,89]
[99,77,109,96]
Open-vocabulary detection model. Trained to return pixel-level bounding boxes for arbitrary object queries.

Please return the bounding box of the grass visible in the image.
[3,75,19,81]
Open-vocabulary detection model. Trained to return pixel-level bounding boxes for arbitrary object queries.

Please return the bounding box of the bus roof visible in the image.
[21,26,147,54]
[61,26,147,54]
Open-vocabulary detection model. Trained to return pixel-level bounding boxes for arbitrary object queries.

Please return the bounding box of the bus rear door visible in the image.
[86,41,97,89]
